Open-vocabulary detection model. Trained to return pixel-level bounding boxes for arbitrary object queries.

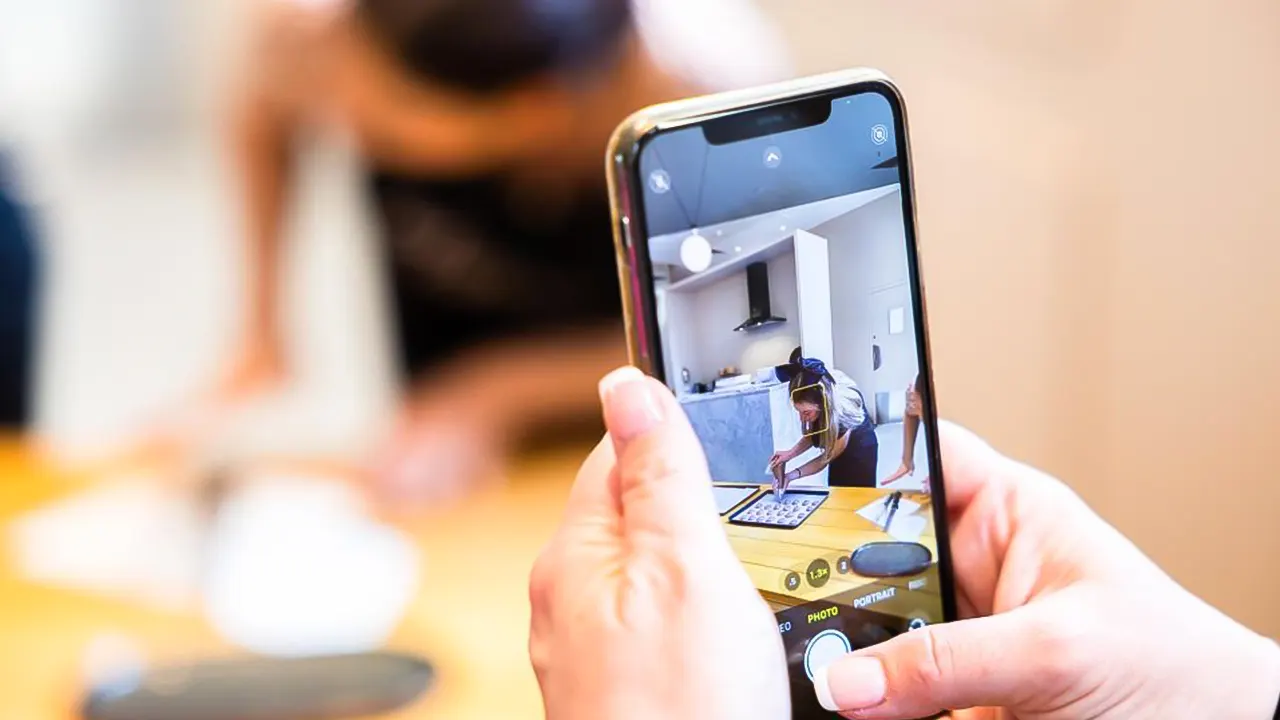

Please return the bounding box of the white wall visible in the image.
[667,252,801,385]
[814,191,918,407]
[793,229,834,365]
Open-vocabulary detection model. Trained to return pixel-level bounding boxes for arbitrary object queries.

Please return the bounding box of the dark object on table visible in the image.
[81,652,435,720]
[870,491,903,531]
[0,152,38,429]
[849,542,933,578]
[882,491,902,532]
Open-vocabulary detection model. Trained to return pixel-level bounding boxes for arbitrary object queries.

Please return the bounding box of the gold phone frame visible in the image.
[602,71,961,705]
[603,67,923,376]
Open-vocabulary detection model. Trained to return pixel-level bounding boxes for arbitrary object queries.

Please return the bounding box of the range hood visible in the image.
[734,261,787,332]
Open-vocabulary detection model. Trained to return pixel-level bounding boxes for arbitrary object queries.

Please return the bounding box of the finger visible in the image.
[934,421,1008,510]
[559,436,622,532]
[813,608,1053,718]
[598,366,721,544]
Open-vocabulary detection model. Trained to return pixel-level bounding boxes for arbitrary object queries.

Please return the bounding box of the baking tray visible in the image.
[727,488,829,529]
[713,484,762,516]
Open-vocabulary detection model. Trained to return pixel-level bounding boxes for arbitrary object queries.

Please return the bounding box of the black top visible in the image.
[0,153,37,427]
[353,0,634,379]
[370,171,622,378]
[826,385,878,488]
[358,0,632,94]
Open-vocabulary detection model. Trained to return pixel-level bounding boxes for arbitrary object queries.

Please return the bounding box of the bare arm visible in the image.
[901,412,920,465]
[784,436,814,462]
[883,383,924,485]
[227,87,292,385]
[334,17,575,176]
[419,326,630,437]
[786,431,851,482]
[770,436,814,474]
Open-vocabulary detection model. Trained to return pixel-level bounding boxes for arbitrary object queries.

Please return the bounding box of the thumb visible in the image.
[813,609,1054,718]
[599,366,722,544]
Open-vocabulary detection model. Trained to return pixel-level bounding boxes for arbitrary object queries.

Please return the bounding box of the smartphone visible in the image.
[606,68,956,718]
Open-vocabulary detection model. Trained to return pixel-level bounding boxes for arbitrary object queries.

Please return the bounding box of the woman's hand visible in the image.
[880,459,915,486]
[771,463,794,497]
[814,423,1280,719]
[530,367,788,720]
[371,378,509,511]
[768,450,789,471]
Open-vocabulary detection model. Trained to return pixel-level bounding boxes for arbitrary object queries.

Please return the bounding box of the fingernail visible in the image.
[813,656,886,712]
[813,664,839,712]
[599,366,664,442]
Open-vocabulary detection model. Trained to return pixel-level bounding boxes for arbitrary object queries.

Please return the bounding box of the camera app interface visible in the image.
[637,90,942,716]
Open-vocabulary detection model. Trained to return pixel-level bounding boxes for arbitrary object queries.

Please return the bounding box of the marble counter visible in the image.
[676,381,781,404]
[679,386,778,484]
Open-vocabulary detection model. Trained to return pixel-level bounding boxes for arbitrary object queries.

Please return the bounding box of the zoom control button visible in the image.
[784,572,802,592]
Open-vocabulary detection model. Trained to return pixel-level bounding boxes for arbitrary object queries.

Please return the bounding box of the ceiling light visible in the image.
[680,233,713,273]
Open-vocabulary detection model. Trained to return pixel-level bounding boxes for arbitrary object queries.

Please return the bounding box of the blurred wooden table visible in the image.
[0,437,578,720]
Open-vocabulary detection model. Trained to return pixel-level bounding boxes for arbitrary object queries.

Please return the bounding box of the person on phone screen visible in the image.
[769,348,878,490]
[882,373,925,487]
[138,0,789,502]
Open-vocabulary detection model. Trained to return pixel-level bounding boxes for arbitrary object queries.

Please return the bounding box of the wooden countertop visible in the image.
[716,484,938,613]
[0,437,577,720]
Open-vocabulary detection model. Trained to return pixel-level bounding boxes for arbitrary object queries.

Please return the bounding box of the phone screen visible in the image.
[629,84,951,717]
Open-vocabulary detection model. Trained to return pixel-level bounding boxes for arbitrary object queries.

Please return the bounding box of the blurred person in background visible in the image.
[0,152,38,430]
[146,0,789,503]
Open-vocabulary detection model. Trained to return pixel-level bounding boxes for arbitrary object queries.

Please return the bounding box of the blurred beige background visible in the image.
[2,0,1276,638]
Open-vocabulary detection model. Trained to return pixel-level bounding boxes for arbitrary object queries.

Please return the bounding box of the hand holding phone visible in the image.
[539,380,1280,719]
[605,69,956,717]
[530,368,789,720]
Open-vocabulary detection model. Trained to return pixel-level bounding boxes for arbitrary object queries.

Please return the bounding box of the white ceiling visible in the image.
[647,183,900,267]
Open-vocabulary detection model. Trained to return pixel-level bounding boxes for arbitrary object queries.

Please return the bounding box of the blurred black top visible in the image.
[358,0,633,93]
[0,152,38,428]
[372,172,622,379]
[357,0,632,380]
